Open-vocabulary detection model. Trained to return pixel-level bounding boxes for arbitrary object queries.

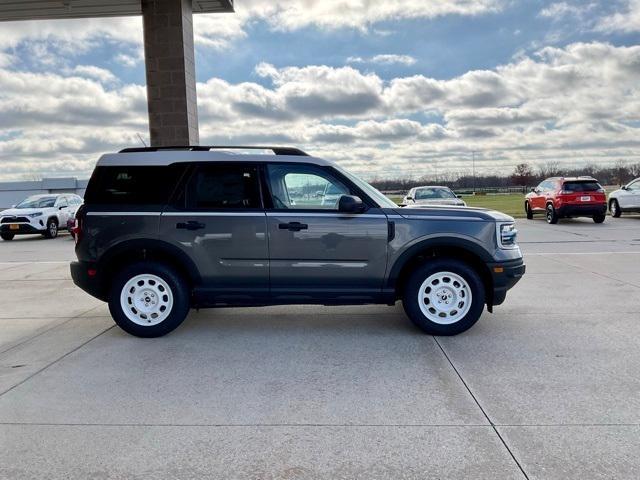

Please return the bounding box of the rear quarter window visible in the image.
[84,165,186,205]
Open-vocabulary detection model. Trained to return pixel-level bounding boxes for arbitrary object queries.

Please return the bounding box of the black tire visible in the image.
[1,232,14,241]
[593,214,606,224]
[402,258,485,336]
[525,201,533,219]
[546,204,559,224]
[610,199,621,218]
[108,261,190,338]
[44,218,58,238]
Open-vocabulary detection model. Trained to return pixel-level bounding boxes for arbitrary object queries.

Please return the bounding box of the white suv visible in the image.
[0,194,83,240]
[608,178,640,217]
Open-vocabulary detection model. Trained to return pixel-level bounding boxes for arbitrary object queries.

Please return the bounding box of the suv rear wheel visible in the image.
[108,261,190,337]
[1,232,14,241]
[546,204,559,224]
[402,259,485,336]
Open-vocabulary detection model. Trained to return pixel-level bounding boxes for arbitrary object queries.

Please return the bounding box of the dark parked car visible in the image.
[71,146,524,337]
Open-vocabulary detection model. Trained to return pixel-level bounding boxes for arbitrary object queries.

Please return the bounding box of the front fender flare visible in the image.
[386,235,493,289]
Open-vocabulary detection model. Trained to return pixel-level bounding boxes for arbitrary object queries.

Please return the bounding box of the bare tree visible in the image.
[628,162,640,179]
[511,163,534,186]
[537,161,561,178]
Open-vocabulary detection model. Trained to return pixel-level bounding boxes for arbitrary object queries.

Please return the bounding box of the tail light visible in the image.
[73,205,86,244]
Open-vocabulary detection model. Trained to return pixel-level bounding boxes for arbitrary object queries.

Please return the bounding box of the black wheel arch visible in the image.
[387,237,494,306]
[96,239,202,298]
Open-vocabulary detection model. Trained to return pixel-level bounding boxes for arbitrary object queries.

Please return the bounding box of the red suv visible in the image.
[525,177,607,224]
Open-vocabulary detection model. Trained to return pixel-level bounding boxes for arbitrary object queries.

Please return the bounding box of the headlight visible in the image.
[497,222,518,249]
[27,212,43,218]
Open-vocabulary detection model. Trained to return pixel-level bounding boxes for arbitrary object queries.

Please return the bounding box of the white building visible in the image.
[0,178,88,209]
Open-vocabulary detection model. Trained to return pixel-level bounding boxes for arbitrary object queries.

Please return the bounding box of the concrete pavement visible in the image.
[1,217,639,479]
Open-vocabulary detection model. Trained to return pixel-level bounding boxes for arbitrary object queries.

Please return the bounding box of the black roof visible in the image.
[119,146,309,156]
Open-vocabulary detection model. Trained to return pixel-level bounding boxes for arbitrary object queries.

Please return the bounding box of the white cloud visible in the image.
[0,0,505,58]
[233,0,505,32]
[347,54,417,66]
[69,65,117,84]
[596,0,640,33]
[539,2,596,20]
[1,42,640,180]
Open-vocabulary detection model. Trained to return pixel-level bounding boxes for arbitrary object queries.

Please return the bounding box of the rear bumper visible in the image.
[70,261,106,301]
[488,257,525,306]
[557,203,606,217]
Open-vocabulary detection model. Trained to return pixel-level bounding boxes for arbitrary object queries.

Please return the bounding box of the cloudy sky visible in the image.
[0,0,639,181]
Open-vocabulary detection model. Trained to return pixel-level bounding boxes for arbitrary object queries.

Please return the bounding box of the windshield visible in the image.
[334,166,397,208]
[415,187,456,200]
[15,196,57,209]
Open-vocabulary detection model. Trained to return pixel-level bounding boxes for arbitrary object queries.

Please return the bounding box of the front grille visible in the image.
[1,216,29,223]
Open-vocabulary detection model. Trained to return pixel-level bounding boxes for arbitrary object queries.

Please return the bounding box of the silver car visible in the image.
[608,178,640,217]
[402,186,466,207]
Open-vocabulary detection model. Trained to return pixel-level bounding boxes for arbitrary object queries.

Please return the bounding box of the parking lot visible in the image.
[0,216,639,479]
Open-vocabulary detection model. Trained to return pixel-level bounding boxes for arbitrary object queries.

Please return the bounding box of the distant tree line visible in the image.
[370,161,640,192]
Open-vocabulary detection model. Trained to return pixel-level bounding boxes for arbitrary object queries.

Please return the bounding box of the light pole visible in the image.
[472,151,476,193]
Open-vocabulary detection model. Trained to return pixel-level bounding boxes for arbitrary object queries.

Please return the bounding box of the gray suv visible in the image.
[71,146,525,337]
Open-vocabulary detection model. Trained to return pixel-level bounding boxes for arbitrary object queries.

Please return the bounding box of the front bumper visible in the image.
[70,261,106,301]
[557,203,606,218]
[0,222,45,234]
[487,257,525,307]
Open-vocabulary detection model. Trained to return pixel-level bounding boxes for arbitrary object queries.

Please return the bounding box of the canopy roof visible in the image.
[0,0,233,21]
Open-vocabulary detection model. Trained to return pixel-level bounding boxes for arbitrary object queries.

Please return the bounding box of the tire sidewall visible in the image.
[403,259,485,336]
[1,233,14,241]
[610,199,621,218]
[546,204,558,224]
[525,201,533,219]
[45,218,58,238]
[108,261,190,337]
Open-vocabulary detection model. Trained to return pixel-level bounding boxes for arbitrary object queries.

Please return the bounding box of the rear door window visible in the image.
[184,164,261,210]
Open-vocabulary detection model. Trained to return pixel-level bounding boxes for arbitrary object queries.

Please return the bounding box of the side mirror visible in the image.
[456,194,462,199]
[530,187,537,193]
[59,205,67,210]
[406,196,413,201]
[338,195,365,214]
[621,185,627,190]
[11,204,15,208]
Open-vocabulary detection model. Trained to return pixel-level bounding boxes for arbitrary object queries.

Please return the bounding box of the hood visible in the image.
[396,204,515,222]
[411,198,466,206]
[0,207,50,217]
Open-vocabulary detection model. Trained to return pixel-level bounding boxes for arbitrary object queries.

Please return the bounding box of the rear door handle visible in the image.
[279,222,308,232]
[176,221,205,231]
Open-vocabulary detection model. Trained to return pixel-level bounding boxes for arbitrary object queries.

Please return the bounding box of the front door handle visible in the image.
[176,221,205,231]
[279,222,308,232]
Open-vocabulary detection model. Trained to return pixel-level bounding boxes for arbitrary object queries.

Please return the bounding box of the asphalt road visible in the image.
[0,216,639,479]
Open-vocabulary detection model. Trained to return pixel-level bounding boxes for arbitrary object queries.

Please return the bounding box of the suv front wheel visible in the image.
[402,259,485,336]
[108,261,190,337]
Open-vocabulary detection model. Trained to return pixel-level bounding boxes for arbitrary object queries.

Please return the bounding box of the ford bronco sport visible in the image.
[71,146,525,337]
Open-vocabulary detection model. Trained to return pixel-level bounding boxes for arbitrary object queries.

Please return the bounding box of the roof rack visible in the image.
[118,146,309,156]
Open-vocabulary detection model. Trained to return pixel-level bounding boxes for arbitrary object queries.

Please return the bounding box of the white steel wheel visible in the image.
[418,271,472,325]
[120,274,174,326]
